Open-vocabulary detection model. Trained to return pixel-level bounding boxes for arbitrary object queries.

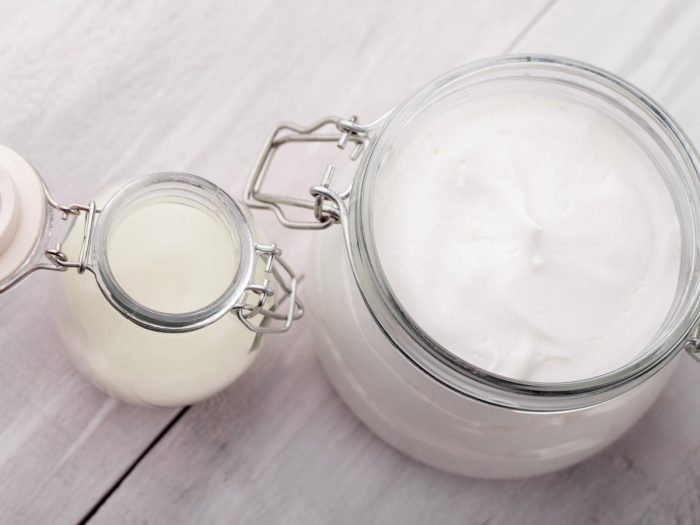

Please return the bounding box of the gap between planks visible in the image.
[77,407,190,524]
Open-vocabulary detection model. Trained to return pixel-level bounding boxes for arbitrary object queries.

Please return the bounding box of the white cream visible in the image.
[309,64,693,479]
[373,90,681,382]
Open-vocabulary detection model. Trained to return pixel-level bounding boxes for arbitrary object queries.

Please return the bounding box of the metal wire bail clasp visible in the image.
[243,112,391,230]
[45,196,99,274]
[233,242,304,334]
[0,169,103,293]
[685,338,700,364]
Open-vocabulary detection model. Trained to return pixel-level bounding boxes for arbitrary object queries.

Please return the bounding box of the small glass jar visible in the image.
[0,154,302,407]
[245,55,700,478]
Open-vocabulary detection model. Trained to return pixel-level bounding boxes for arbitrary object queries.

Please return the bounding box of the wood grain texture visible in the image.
[3,0,700,523]
[0,1,548,522]
[0,2,194,522]
[89,1,700,524]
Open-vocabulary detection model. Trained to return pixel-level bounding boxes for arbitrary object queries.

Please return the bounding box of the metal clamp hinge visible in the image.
[685,338,700,363]
[243,111,391,230]
[45,195,100,274]
[233,243,304,334]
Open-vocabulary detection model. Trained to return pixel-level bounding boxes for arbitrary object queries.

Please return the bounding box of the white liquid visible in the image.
[374,91,682,382]
[108,202,238,313]
[54,199,260,407]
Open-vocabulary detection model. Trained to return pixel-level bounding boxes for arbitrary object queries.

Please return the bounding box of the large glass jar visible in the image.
[245,55,700,478]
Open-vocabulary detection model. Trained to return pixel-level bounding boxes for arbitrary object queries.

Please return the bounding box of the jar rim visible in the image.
[349,54,700,410]
[92,172,256,333]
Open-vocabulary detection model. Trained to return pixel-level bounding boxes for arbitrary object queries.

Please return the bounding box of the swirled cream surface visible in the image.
[374,89,681,382]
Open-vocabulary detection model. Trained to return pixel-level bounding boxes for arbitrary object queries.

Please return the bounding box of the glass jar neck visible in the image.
[347,55,700,411]
[91,172,256,333]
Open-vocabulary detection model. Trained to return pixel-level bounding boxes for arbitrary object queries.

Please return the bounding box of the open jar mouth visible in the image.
[92,172,256,333]
[350,55,700,411]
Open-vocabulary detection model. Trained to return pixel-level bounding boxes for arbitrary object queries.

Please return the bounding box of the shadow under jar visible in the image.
[245,55,700,479]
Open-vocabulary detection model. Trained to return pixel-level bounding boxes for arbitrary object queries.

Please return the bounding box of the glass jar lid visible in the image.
[0,145,49,292]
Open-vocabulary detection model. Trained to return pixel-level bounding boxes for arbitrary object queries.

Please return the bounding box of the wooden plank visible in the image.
[0,0,550,522]
[2,0,306,521]
[91,0,700,524]
[0,279,179,523]
[67,1,663,524]
[0,1,207,521]
[97,358,700,524]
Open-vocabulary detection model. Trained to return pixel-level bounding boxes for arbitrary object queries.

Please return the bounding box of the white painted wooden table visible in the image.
[2,1,700,523]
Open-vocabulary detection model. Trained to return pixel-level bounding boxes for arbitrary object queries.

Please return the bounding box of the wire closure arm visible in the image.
[237,111,390,333]
[0,186,99,294]
[243,112,391,230]
[232,243,304,334]
[44,193,99,275]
